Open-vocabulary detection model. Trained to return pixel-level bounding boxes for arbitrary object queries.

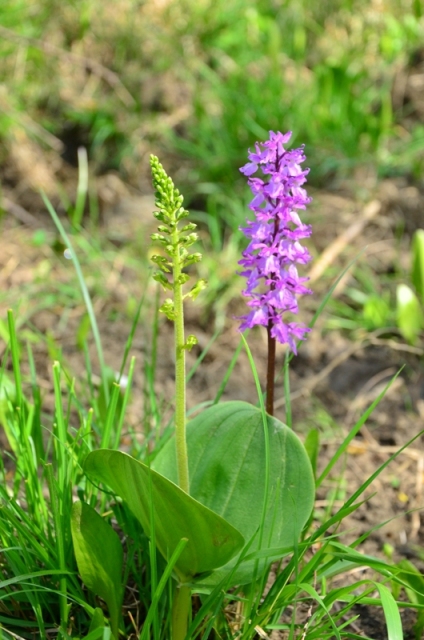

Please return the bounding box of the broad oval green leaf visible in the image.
[84,450,244,580]
[71,501,123,640]
[153,401,315,586]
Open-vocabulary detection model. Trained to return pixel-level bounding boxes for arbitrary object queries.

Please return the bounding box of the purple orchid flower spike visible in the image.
[238,131,312,414]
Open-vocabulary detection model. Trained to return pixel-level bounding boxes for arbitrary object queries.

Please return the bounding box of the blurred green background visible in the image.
[1,0,423,228]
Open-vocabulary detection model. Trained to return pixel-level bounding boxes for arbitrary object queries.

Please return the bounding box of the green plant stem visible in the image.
[172,583,190,640]
[266,323,276,416]
[173,241,190,495]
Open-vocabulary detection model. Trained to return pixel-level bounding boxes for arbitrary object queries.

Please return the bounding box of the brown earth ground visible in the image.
[1,167,424,639]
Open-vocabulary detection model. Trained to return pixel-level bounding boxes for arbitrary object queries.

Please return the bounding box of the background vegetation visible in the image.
[1,0,423,219]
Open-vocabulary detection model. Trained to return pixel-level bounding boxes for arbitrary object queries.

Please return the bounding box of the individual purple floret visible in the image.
[238,131,312,354]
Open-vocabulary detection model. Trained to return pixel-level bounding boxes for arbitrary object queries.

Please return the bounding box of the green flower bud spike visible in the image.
[150,155,206,495]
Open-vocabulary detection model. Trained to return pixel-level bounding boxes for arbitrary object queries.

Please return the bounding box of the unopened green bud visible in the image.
[183,335,198,351]
[159,298,176,321]
[178,236,198,249]
[177,273,190,285]
[151,233,167,245]
[185,279,207,301]
[153,210,166,222]
[184,253,202,266]
[176,209,189,221]
[180,223,197,233]
[153,272,172,290]
[151,254,171,272]
[182,233,198,246]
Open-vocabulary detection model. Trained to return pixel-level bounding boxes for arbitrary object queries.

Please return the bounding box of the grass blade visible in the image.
[375,582,403,640]
[317,368,403,487]
[41,190,109,405]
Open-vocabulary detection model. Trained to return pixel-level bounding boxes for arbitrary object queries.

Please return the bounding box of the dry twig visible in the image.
[2,196,39,227]
[307,199,381,286]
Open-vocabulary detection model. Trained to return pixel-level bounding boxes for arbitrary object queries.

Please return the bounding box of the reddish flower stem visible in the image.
[266,321,276,416]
